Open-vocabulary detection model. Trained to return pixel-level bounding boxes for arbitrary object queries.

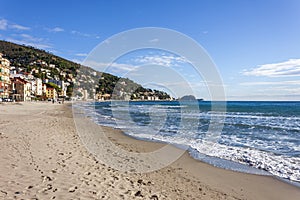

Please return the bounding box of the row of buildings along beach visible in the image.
[1,52,175,102]
[0,53,67,101]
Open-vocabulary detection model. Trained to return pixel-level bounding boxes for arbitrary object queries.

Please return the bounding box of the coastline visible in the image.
[0,102,299,199]
[92,115,300,199]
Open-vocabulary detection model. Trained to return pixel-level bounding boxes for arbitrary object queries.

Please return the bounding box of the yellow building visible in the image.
[45,87,57,99]
[0,53,11,98]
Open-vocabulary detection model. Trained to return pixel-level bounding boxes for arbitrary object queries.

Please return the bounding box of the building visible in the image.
[36,78,43,96]
[28,78,43,97]
[95,93,111,101]
[0,53,11,98]
[147,96,160,101]
[42,83,47,95]
[11,77,31,101]
[83,89,88,100]
[59,81,67,97]
[45,79,66,97]
[45,87,57,99]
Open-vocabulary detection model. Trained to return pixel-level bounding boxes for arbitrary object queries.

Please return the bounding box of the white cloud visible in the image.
[134,55,188,67]
[47,27,64,32]
[149,38,159,43]
[71,30,88,37]
[6,34,51,49]
[243,59,300,77]
[240,80,300,86]
[260,86,300,95]
[0,19,8,30]
[10,24,30,30]
[75,53,88,57]
[71,30,100,38]
[71,58,84,64]
[19,34,43,42]
[92,62,132,70]
[226,94,300,101]
[8,38,51,49]
[0,18,30,31]
[7,38,52,49]
[84,60,137,74]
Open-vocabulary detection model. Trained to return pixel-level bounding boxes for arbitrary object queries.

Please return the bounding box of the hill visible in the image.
[179,95,196,101]
[0,40,170,100]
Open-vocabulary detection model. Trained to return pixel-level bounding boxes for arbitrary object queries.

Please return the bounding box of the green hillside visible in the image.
[0,40,80,79]
[0,40,171,100]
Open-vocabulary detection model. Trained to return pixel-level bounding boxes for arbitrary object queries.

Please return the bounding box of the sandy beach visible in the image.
[0,102,299,200]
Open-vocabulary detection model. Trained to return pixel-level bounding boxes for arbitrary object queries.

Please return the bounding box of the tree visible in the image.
[46,82,61,92]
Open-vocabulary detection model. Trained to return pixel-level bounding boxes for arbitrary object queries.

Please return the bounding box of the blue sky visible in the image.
[1,0,300,100]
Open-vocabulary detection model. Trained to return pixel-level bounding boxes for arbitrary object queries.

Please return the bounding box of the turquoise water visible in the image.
[81,101,300,183]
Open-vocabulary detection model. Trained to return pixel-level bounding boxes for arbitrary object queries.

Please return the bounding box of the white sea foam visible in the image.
[75,102,300,183]
[122,128,300,182]
[189,140,300,182]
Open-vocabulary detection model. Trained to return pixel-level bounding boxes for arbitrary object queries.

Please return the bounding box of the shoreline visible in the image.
[94,124,300,199]
[120,129,300,188]
[78,100,300,186]
[1,102,300,199]
[73,103,300,199]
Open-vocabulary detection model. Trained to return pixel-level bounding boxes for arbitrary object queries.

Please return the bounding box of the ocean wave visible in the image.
[75,101,300,183]
[190,140,300,182]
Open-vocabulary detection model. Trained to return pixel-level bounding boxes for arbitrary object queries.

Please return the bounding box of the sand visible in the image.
[0,102,299,200]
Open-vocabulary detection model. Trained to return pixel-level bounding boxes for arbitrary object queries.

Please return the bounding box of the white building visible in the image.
[83,89,88,100]
[30,79,36,96]
[36,78,43,96]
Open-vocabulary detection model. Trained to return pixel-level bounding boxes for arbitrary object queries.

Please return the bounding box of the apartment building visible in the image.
[0,53,11,98]
[45,87,57,99]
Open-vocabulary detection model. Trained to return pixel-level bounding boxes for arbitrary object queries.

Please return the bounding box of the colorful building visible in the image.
[45,87,57,99]
[0,53,11,98]
[11,77,32,101]
[45,79,66,97]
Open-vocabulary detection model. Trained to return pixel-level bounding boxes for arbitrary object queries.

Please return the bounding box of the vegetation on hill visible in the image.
[0,40,171,100]
[0,40,80,96]
[0,40,80,76]
[45,82,61,92]
[97,73,170,100]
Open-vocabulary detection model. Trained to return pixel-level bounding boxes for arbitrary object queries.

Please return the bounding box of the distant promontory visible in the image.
[179,95,197,101]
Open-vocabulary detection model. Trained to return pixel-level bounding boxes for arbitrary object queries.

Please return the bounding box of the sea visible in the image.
[77,100,300,185]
